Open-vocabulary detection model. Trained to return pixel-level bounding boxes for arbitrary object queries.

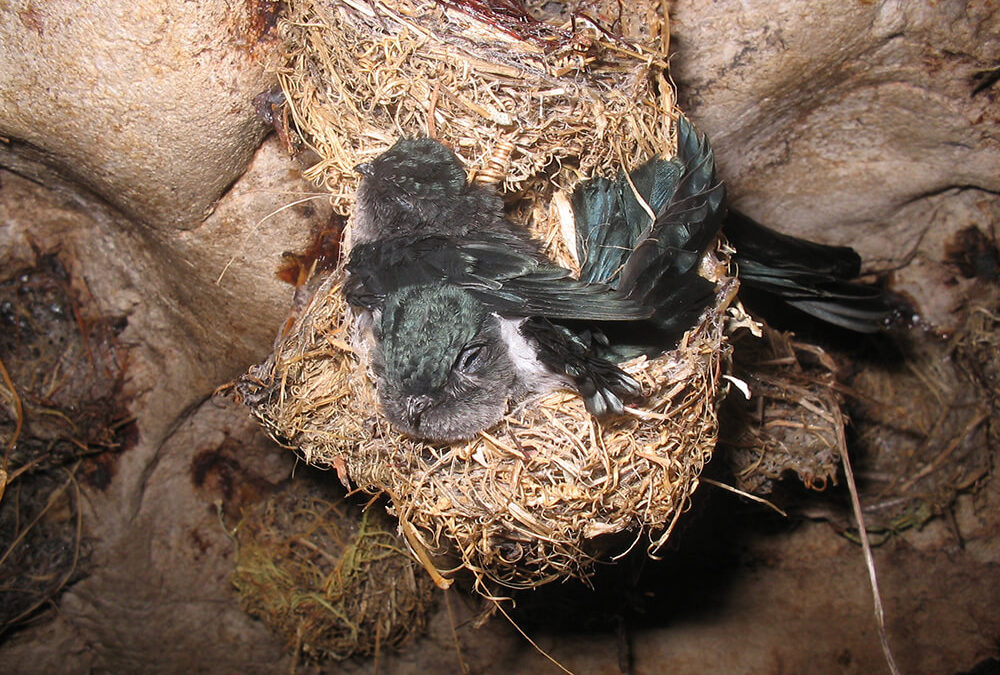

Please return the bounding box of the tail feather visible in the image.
[727,211,890,333]
[725,210,862,278]
[570,121,891,340]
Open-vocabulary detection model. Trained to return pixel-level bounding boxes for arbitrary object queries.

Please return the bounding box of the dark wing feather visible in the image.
[571,116,725,304]
[520,317,640,417]
[571,142,687,287]
[572,176,637,285]
[346,234,653,322]
[566,115,727,359]
[612,116,726,342]
[616,115,726,297]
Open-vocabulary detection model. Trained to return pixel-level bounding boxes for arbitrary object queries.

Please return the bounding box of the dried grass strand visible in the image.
[835,411,900,675]
[0,355,24,486]
[276,0,676,212]
[493,599,574,675]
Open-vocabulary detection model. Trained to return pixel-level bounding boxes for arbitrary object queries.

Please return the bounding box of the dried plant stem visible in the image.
[702,478,787,517]
[835,413,900,675]
[0,464,83,635]
[443,589,470,675]
[216,193,334,284]
[0,355,24,476]
[493,599,574,675]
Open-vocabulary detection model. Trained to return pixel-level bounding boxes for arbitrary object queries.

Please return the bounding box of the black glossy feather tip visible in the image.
[725,210,891,333]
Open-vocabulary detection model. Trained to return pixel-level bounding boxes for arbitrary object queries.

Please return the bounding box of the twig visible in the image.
[394,504,452,590]
[703,478,788,517]
[835,412,900,675]
[0,355,24,478]
[0,468,78,569]
[897,410,988,494]
[373,618,382,675]
[216,194,333,285]
[493,599,574,674]
[0,464,84,636]
[444,588,470,674]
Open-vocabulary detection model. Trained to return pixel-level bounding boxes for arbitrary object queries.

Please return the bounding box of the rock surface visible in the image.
[671,0,1000,328]
[0,0,279,229]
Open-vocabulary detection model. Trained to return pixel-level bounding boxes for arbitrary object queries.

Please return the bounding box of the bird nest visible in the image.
[238,0,742,590]
[231,484,436,660]
[238,235,738,589]
[277,0,675,206]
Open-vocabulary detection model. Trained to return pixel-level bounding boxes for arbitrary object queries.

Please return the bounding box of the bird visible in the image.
[345,115,726,442]
[345,118,891,442]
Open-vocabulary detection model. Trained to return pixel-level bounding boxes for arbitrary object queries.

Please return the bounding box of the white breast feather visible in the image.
[497,316,569,396]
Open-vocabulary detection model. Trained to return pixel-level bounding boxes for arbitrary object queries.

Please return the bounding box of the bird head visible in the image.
[353,138,468,240]
[373,284,517,442]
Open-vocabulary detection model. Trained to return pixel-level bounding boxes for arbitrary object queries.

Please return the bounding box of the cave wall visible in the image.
[671,0,999,328]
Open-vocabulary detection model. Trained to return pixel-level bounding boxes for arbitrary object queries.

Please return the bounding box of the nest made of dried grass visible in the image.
[719,328,846,496]
[237,0,743,591]
[278,0,675,207]
[239,230,739,589]
[232,485,436,660]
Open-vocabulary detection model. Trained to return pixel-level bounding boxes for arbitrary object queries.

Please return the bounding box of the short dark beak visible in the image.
[405,395,433,428]
[354,161,374,177]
